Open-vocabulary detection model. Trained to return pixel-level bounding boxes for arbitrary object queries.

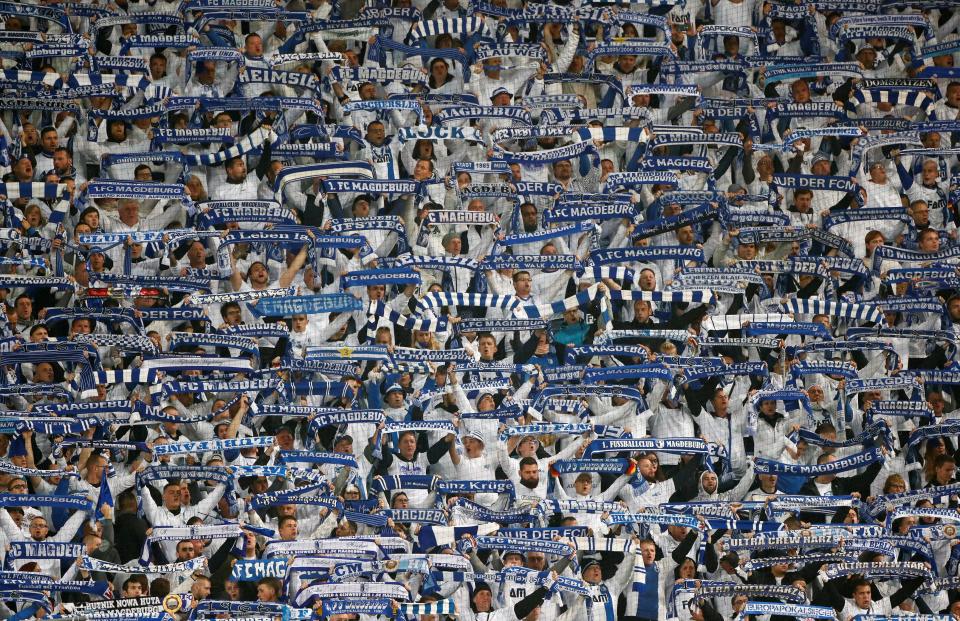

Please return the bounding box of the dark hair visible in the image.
[933,454,956,470]
[151,577,170,598]
[519,456,538,469]
[220,301,241,320]
[123,574,149,592]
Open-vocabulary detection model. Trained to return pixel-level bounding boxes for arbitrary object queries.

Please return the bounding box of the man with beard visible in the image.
[694,464,756,502]
[508,456,549,504]
[619,453,699,510]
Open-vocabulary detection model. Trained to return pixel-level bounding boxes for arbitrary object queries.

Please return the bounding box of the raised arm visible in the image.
[51,506,90,542]
[0,507,22,542]
[894,153,913,190]
[226,395,250,439]
[278,235,313,289]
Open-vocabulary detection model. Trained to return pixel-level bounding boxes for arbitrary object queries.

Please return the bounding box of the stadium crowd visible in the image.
[0,0,957,620]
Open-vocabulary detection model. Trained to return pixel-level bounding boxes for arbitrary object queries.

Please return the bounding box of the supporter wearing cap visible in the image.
[469,56,543,108]
[491,87,513,105]
[449,427,501,506]
[382,383,408,419]
[582,544,638,621]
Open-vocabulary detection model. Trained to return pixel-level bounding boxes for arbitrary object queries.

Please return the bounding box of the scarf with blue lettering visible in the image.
[168,332,260,357]
[546,202,636,224]
[251,293,363,317]
[80,555,208,576]
[755,447,884,475]
[435,105,533,127]
[155,378,284,404]
[825,561,931,582]
[584,438,723,458]
[141,523,243,565]
[238,67,320,97]
[743,603,836,618]
[342,98,423,124]
[685,580,805,604]
[845,375,922,398]
[4,541,83,570]
[333,65,427,85]
[867,400,933,422]
[273,160,374,196]
[874,243,960,272]
[630,202,722,240]
[329,216,410,253]
[151,436,275,457]
[447,498,535,526]
[367,35,470,82]
[136,465,232,503]
[294,582,410,607]
[907,421,960,450]
[580,364,673,384]
[764,62,862,85]
[472,537,574,558]
[436,479,516,500]
[250,487,341,512]
[868,481,960,517]
[191,600,308,620]
[140,355,252,376]
[0,493,92,513]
